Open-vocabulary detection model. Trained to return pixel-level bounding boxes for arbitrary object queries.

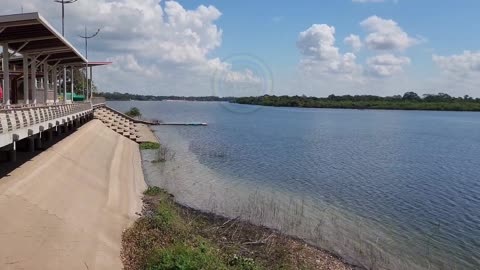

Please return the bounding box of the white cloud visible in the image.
[297,24,360,77]
[433,51,480,77]
[344,34,362,52]
[431,51,480,92]
[366,54,410,77]
[0,0,261,96]
[360,16,417,51]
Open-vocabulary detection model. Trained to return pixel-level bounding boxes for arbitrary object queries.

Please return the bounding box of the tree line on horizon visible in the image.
[97,91,480,111]
[234,92,480,111]
[96,92,234,102]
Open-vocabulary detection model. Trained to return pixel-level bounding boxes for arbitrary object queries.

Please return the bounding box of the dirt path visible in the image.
[0,120,146,270]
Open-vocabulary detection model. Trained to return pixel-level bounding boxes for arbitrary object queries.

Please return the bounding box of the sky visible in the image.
[2,0,480,97]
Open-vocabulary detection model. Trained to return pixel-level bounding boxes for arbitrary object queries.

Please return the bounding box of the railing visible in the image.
[94,104,160,125]
[0,103,92,135]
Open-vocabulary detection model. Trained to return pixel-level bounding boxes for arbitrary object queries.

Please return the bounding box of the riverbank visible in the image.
[0,120,146,269]
[234,95,480,111]
[122,186,356,270]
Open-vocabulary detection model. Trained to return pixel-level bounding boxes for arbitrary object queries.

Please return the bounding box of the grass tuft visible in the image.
[143,186,162,196]
[146,240,227,270]
[140,142,161,150]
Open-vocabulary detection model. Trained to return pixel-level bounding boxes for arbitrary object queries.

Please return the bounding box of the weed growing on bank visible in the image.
[122,187,353,270]
[140,142,161,150]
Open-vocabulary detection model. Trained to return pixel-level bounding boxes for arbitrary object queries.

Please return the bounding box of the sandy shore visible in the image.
[0,120,146,269]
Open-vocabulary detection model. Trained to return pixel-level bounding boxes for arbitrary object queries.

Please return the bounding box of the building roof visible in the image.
[0,12,87,65]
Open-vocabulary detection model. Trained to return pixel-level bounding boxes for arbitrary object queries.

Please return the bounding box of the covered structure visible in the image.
[0,12,102,107]
[0,12,108,154]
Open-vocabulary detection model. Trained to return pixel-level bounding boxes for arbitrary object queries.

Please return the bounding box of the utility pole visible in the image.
[54,0,79,36]
[79,27,100,101]
[54,0,78,104]
[79,26,100,59]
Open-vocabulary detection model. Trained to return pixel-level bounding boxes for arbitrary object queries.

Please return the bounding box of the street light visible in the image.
[79,27,100,59]
[79,27,100,101]
[54,0,79,36]
[53,0,78,105]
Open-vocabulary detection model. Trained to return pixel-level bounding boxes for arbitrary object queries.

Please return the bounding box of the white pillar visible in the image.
[63,66,67,104]
[23,54,29,105]
[53,66,57,104]
[43,62,48,104]
[2,43,10,106]
[70,66,74,103]
[89,66,93,101]
[31,56,37,105]
[85,65,89,102]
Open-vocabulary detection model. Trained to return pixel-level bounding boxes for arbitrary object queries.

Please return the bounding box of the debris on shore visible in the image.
[122,187,357,270]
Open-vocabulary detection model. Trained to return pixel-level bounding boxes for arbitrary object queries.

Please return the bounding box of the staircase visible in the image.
[94,107,140,142]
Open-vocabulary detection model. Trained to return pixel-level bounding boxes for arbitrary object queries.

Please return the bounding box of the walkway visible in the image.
[0,120,146,269]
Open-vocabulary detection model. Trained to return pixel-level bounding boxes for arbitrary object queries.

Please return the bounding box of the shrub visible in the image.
[125,107,142,118]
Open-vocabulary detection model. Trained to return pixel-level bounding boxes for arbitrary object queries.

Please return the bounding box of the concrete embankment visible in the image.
[0,120,146,269]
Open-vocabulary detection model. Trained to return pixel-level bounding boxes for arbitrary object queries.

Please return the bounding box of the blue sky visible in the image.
[203,0,480,77]
[3,0,480,97]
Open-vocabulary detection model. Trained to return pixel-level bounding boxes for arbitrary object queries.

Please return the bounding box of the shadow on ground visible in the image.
[0,126,83,179]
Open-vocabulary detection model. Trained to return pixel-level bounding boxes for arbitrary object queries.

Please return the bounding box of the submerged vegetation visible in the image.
[122,187,353,270]
[234,92,480,111]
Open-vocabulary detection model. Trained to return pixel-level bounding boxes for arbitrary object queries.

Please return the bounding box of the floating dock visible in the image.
[159,122,208,126]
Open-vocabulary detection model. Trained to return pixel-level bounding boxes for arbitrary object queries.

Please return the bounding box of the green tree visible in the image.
[125,107,142,118]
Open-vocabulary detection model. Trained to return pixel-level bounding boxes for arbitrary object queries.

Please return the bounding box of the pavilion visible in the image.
[0,12,108,156]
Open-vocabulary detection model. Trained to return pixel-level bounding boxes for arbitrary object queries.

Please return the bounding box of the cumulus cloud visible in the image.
[344,34,362,52]
[0,0,261,95]
[429,51,480,93]
[360,16,417,51]
[297,24,360,77]
[432,51,480,77]
[366,54,410,77]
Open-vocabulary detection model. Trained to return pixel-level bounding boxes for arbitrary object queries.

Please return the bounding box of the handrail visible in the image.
[94,104,160,125]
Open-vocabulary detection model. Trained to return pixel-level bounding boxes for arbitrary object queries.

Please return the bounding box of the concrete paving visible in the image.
[0,120,146,270]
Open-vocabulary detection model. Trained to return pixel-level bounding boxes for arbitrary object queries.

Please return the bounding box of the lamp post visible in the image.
[54,0,79,36]
[79,27,100,101]
[54,0,78,104]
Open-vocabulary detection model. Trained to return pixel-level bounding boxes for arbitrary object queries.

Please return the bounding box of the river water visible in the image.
[109,101,480,270]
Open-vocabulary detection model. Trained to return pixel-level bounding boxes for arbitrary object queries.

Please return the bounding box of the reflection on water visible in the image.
[110,101,480,270]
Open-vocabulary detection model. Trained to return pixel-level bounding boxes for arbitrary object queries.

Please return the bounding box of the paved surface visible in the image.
[0,120,146,270]
[135,123,159,143]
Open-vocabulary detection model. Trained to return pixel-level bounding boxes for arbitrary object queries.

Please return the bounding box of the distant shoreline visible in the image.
[233,94,480,112]
[99,92,480,112]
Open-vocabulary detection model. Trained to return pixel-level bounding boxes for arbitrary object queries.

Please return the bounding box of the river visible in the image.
[109,101,480,270]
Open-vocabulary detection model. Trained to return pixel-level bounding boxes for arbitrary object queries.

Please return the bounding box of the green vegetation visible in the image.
[143,186,162,196]
[234,92,480,111]
[97,92,234,102]
[125,107,142,118]
[140,142,161,150]
[146,241,228,270]
[122,187,349,270]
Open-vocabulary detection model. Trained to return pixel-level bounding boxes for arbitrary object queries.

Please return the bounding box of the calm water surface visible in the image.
[109,101,480,270]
